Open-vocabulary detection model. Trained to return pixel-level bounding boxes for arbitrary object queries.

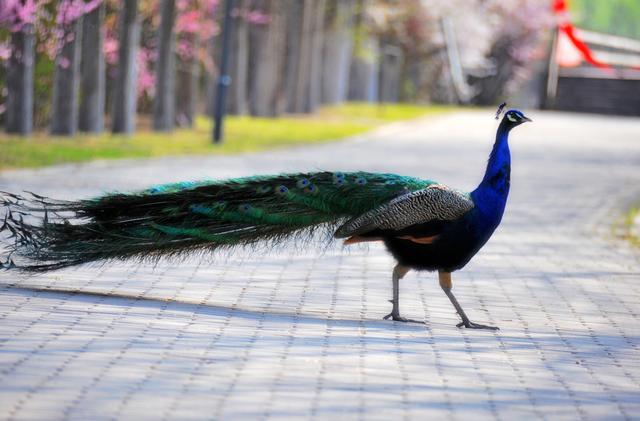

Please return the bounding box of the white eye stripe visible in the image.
[507,114,517,122]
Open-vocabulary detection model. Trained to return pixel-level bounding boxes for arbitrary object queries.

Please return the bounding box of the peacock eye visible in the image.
[303,184,317,194]
[506,113,517,122]
[276,185,289,195]
[256,185,271,194]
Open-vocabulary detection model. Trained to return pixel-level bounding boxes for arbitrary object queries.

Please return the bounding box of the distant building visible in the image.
[544,27,640,116]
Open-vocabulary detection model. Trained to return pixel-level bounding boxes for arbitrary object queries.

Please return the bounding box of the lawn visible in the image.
[0,103,453,172]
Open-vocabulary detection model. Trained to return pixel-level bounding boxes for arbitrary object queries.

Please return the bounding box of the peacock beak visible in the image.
[522,116,533,123]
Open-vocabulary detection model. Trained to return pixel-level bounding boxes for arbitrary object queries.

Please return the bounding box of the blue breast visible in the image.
[383,121,512,272]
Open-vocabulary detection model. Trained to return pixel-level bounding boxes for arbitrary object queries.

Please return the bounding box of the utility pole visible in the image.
[213,0,234,143]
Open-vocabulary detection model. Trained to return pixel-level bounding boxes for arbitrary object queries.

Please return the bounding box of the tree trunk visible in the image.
[112,0,140,135]
[5,24,35,135]
[175,34,200,127]
[348,37,379,101]
[79,3,105,133]
[378,42,403,103]
[347,0,378,102]
[283,0,303,113]
[51,16,83,135]
[153,0,176,131]
[321,0,354,104]
[205,5,223,118]
[227,0,249,115]
[205,34,219,118]
[271,2,289,116]
[305,0,326,113]
[292,0,313,113]
[249,0,285,117]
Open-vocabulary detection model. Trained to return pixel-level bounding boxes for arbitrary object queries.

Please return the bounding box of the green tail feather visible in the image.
[1,171,436,271]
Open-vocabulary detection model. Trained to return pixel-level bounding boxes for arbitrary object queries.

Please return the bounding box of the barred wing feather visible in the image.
[334,186,474,238]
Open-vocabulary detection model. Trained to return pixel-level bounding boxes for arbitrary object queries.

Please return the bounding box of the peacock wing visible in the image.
[334,185,474,238]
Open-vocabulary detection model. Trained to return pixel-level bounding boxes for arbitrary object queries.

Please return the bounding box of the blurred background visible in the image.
[0,0,639,169]
[1,4,640,418]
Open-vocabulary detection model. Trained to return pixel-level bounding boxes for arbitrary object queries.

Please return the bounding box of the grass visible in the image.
[624,207,640,247]
[0,102,453,172]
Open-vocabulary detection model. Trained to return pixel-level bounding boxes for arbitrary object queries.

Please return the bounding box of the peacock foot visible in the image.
[456,320,499,330]
[383,313,425,324]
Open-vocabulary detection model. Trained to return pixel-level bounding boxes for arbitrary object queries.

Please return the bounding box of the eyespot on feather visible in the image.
[303,184,318,194]
[257,185,271,194]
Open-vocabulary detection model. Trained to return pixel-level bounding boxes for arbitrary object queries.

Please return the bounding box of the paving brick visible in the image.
[1,110,639,420]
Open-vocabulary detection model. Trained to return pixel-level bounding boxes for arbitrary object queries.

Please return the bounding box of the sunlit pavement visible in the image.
[1,110,639,420]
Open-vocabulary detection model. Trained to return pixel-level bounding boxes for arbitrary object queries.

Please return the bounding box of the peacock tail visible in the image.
[1,171,436,271]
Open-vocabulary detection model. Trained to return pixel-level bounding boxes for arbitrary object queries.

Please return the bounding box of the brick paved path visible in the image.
[1,110,639,420]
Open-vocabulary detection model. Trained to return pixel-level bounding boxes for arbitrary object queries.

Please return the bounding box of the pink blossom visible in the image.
[56,0,86,25]
[103,37,119,65]
[176,10,201,33]
[0,42,11,61]
[230,7,269,25]
[200,22,218,40]
[16,0,36,24]
[58,56,70,69]
[202,0,220,16]
[176,0,192,12]
[245,10,269,25]
[137,48,156,97]
[176,38,194,59]
[0,0,37,31]
[83,0,102,14]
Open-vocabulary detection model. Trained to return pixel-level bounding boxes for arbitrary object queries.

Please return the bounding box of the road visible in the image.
[1,110,639,420]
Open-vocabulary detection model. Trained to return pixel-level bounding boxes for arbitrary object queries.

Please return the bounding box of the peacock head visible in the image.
[501,109,532,130]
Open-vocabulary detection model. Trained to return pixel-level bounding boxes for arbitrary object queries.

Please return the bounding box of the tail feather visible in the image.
[1,172,433,271]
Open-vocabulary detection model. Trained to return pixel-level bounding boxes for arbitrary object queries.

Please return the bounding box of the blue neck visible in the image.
[471,121,511,216]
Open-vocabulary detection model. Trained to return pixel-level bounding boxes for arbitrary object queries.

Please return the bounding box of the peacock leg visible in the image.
[383,265,423,323]
[439,271,499,330]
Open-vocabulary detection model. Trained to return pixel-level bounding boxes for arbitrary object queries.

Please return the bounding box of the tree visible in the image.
[470,1,551,104]
[4,1,35,135]
[226,0,249,115]
[175,33,199,127]
[285,0,312,113]
[306,0,326,112]
[322,0,354,104]
[347,0,375,101]
[378,43,402,103]
[249,0,284,116]
[79,2,105,133]
[112,0,140,134]
[153,0,176,131]
[51,1,84,135]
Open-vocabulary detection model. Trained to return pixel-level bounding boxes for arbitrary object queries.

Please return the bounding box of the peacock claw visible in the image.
[456,320,499,330]
[383,313,425,324]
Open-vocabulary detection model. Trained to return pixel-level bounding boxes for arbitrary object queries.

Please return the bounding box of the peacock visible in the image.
[0,106,531,330]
